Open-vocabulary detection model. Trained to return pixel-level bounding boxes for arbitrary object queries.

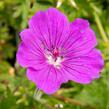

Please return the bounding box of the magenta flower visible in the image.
[17,8,104,94]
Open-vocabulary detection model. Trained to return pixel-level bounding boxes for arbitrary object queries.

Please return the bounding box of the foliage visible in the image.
[0,0,109,109]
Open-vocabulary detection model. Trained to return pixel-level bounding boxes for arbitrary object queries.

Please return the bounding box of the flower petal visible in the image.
[61,64,92,84]
[16,42,46,69]
[29,8,69,49]
[19,29,44,54]
[27,66,68,94]
[62,18,97,56]
[62,49,104,84]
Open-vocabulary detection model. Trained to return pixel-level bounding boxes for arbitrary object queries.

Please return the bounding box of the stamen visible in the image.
[45,47,63,69]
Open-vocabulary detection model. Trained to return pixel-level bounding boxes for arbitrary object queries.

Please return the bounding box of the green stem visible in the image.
[94,12,108,42]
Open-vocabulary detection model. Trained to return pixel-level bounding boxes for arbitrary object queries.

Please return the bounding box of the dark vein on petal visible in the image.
[56,20,66,47]
[53,68,58,87]
[54,14,60,47]
[62,65,80,80]
[46,12,52,49]
[37,21,49,49]
[30,19,48,51]
[43,66,52,90]
[63,64,91,78]
[65,36,94,53]
[63,45,94,57]
[61,29,78,48]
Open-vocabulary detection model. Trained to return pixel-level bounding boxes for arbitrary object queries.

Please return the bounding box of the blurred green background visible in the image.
[0,0,109,109]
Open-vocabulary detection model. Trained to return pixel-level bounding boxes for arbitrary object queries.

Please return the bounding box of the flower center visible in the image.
[45,47,63,69]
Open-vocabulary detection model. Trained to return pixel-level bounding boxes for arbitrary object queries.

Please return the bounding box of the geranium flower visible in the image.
[17,8,104,94]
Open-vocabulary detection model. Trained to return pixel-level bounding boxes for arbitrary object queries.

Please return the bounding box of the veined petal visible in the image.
[62,18,97,56]
[29,8,69,49]
[27,67,68,94]
[16,42,46,69]
[62,49,104,83]
[19,29,44,54]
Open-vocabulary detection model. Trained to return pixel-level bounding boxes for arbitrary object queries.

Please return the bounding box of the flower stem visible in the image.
[94,12,108,43]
